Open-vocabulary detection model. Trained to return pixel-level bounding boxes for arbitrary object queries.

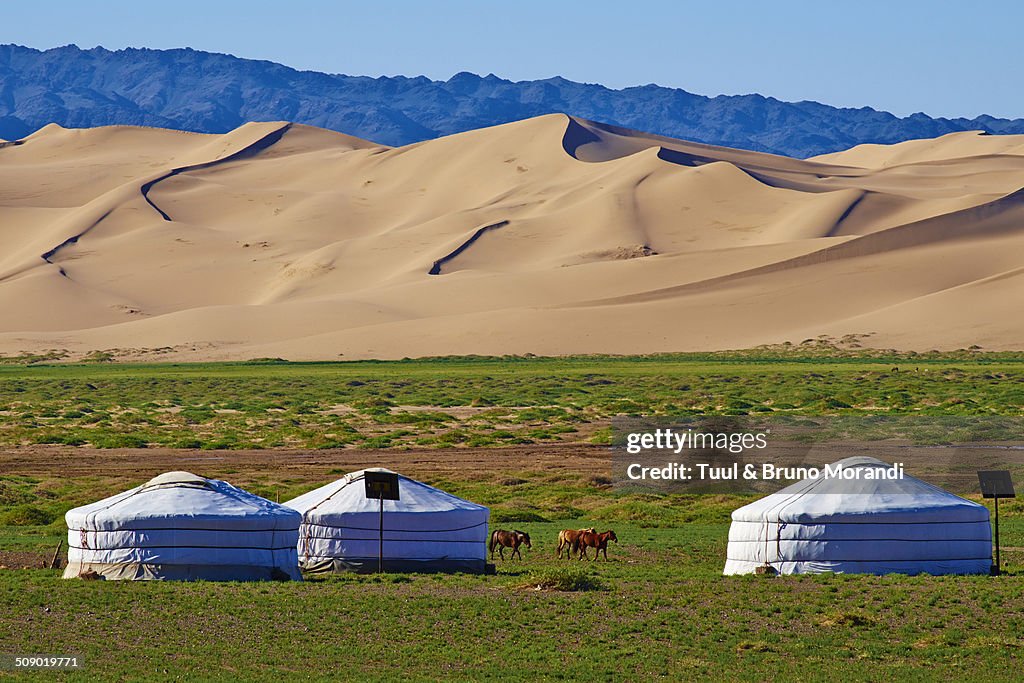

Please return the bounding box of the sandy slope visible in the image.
[0,115,1022,360]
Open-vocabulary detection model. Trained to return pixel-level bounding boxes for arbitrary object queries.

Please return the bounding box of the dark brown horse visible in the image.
[556,528,595,559]
[577,529,617,560]
[489,529,531,560]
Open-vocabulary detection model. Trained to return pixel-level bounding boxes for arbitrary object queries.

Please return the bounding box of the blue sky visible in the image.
[2,1,1021,119]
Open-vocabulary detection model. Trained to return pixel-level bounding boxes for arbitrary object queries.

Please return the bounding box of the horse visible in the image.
[577,529,617,561]
[489,529,531,560]
[556,528,595,559]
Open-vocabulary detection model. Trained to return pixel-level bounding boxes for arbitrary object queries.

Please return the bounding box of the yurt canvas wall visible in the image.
[724,457,992,576]
[285,468,489,573]
[64,471,302,581]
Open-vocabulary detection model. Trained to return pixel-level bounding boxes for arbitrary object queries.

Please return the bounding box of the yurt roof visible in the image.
[731,457,988,524]
[284,468,488,517]
[141,471,210,489]
[65,471,300,531]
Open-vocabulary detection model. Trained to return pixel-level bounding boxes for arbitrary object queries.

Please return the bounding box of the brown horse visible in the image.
[489,529,531,560]
[577,529,617,560]
[556,528,595,559]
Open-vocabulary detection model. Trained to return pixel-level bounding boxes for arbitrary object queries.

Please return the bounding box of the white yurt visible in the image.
[64,471,302,581]
[285,468,490,573]
[724,457,992,575]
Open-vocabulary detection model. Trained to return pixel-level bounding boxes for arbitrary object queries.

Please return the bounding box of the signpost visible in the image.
[364,471,400,573]
[977,470,1016,576]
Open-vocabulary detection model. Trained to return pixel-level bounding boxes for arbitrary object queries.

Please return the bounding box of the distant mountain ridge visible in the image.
[1,43,1023,157]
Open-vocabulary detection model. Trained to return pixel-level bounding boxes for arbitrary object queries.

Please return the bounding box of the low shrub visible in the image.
[522,567,604,592]
[1,504,57,526]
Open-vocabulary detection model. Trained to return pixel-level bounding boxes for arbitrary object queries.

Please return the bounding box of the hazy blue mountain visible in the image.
[2,44,1022,157]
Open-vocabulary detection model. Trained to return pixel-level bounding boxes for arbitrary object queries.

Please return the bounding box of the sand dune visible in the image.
[0,114,1022,360]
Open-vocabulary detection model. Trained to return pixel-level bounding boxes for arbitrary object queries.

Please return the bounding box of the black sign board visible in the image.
[978,470,1015,576]
[364,471,400,501]
[978,471,1016,499]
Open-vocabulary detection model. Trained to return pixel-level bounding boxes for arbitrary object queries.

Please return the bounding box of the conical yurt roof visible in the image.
[731,457,989,524]
[66,471,301,531]
[285,468,487,519]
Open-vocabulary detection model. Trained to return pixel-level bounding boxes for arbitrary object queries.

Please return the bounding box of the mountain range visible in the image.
[2,43,1023,157]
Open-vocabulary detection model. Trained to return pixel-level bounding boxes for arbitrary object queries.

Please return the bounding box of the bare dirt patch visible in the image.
[0,550,54,570]
[0,444,611,485]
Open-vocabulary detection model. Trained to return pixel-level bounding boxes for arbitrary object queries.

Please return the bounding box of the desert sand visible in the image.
[1,115,1022,360]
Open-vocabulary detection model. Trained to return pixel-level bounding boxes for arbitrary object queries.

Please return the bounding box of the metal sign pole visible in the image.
[994,497,1000,576]
[363,470,400,575]
[977,470,1015,577]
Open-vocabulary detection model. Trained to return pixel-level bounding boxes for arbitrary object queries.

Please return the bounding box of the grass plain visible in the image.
[1,353,1022,680]
[1,351,1023,452]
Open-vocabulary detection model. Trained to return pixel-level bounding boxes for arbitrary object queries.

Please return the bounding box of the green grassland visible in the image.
[1,353,1023,680]
[0,352,1022,451]
[2,517,1023,681]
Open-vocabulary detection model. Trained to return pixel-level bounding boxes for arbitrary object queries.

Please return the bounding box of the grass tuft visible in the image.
[817,611,875,627]
[521,567,604,592]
